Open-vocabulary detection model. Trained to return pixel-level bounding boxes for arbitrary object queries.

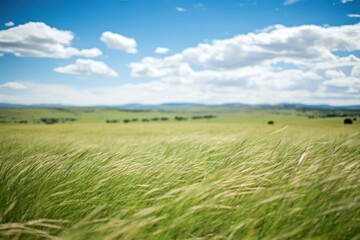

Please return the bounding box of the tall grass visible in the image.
[0,123,359,239]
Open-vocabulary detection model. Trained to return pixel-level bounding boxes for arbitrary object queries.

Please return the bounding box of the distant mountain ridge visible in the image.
[0,102,359,110]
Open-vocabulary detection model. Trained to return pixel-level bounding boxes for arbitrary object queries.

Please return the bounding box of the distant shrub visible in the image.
[160,117,169,121]
[64,118,77,122]
[267,120,274,125]
[175,116,187,121]
[123,119,131,124]
[106,119,118,123]
[142,119,149,122]
[151,118,159,121]
[40,118,59,124]
[192,116,203,120]
[40,118,77,124]
[344,118,353,125]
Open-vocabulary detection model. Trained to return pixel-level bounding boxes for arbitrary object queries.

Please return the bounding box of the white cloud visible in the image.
[351,65,360,77]
[0,83,106,105]
[54,59,118,77]
[176,7,187,12]
[154,47,169,54]
[131,56,321,90]
[79,48,103,58]
[0,82,27,90]
[284,0,302,5]
[130,54,191,78]
[5,21,14,27]
[131,24,360,73]
[180,23,360,69]
[0,22,102,58]
[258,24,286,33]
[325,70,346,79]
[2,23,360,106]
[322,66,360,93]
[324,77,360,89]
[127,23,360,105]
[341,0,353,3]
[312,55,360,70]
[1,78,358,106]
[100,31,137,54]
[347,14,360,18]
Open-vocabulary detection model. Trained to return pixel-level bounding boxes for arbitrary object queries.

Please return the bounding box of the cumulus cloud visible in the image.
[324,77,360,90]
[351,65,360,77]
[154,47,169,54]
[347,14,360,18]
[0,22,102,58]
[2,23,360,106]
[54,59,118,77]
[79,48,103,58]
[176,7,187,12]
[130,54,191,78]
[4,21,14,27]
[131,56,321,90]
[100,31,137,54]
[180,23,360,69]
[312,55,360,70]
[0,82,27,90]
[257,24,286,33]
[131,24,360,72]
[318,59,360,94]
[325,70,346,79]
[341,0,353,3]
[127,23,360,105]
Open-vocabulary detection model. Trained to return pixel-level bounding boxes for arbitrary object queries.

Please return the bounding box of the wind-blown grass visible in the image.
[0,122,359,239]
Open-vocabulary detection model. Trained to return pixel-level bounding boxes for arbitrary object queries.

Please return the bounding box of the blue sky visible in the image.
[0,0,359,105]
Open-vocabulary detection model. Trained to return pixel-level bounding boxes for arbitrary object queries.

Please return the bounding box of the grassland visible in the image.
[0,107,359,239]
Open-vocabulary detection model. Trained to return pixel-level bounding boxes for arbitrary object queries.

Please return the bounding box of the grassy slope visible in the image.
[0,107,359,239]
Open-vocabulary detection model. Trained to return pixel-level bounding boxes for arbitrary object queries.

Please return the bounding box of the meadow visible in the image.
[0,107,359,239]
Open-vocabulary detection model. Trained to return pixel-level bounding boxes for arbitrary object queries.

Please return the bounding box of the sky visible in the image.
[0,0,360,106]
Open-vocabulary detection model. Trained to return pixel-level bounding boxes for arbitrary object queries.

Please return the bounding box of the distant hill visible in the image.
[0,103,67,108]
[119,103,206,109]
[0,102,359,110]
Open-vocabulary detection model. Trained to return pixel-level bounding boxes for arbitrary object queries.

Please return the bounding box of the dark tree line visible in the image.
[40,118,77,124]
[106,115,217,124]
[191,115,217,120]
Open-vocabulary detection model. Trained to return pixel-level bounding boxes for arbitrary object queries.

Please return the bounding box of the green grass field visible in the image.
[0,107,359,239]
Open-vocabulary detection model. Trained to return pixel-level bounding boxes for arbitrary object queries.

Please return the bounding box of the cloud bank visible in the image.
[128,23,360,105]
[1,23,359,106]
[0,82,27,90]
